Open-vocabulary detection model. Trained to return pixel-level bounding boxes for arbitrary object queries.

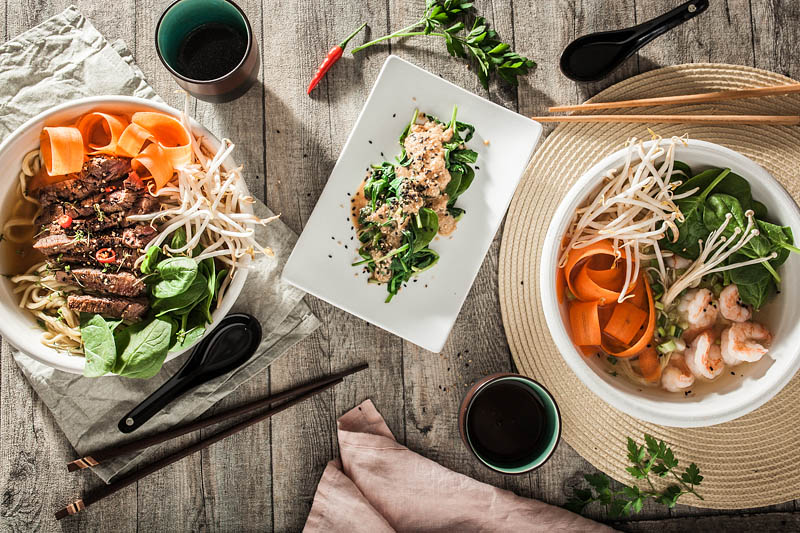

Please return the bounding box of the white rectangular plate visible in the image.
[282,55,542,352]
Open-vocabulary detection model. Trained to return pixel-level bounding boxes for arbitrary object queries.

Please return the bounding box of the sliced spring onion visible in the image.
[657,339,677,354]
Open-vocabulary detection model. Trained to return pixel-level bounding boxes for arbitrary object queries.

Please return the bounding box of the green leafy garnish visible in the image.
[354,107,476,302]
[350,1,534,89]
[566,434,703,518]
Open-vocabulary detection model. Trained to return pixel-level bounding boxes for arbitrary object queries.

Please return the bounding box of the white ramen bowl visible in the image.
[0,96,251,375]
[540,139,800,427]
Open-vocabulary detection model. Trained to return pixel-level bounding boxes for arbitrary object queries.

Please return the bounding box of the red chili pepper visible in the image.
[307,23,367,95]
[57,214,73,229]
[96,248,116,264]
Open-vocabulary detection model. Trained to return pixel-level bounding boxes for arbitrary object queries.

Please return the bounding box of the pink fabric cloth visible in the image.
[304,400,615,532]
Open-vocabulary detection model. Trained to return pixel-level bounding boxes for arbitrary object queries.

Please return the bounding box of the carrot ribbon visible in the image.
[35,110,193,192]
[562,239,656,360]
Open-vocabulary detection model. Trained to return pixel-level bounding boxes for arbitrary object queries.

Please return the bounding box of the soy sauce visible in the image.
[176,23,247,81]
[467,380,545,467]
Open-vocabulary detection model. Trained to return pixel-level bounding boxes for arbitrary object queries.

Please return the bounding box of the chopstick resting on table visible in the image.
[55,363,369,520]
[548,83,800,113]
[530,114,800,125]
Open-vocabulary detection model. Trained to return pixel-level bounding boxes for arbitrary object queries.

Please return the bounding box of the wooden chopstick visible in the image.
[55,365,368,520]
[548,83,800,113]
[530,114,800,125]
[66,362,369,473]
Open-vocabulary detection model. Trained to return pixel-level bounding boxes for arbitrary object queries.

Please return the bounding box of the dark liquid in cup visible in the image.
[177,23,247,81]
[467,381,545,467]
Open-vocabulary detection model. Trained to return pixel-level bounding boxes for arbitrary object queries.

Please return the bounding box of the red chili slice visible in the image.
[57,214,73,229]
[96,248,116,264]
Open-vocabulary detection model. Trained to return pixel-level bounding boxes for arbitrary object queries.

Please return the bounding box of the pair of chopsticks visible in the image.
[55,363,369,520]
[531,83,800,125]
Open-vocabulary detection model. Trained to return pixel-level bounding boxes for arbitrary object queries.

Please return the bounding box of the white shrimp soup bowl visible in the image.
[540,139,800,427]
[0,96,251,375]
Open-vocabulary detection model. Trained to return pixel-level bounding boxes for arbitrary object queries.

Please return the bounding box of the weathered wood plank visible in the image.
[131,2,206,530]
[635,0,754,69]
[189,0,274,529]
[259,0,395,530]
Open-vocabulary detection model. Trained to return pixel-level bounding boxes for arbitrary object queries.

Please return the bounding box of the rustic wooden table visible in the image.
[1,1,799,531]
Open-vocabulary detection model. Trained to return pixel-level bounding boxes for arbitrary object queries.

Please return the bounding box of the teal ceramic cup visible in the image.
[155,0,260,103]
[459,373,561,474]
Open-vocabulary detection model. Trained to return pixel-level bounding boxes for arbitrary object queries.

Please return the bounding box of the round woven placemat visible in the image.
[499,64,800,509]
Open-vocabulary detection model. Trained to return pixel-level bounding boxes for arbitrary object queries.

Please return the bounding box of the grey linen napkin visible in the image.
[0,6,320,483]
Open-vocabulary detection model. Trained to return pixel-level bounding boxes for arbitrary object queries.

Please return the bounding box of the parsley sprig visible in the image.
[566,434,703,518]
[350,0,534,89]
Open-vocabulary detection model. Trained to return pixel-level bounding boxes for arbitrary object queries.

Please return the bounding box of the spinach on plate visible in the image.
[353,106,478,302]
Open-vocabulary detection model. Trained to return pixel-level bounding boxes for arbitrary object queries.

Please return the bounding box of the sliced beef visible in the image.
[46,195,160,235]
[48,250,138,271]
[67,294,149,320]
[56,269,146,297]
[38,156,132,206]
[34,225,156,256]
[36,185,140,226]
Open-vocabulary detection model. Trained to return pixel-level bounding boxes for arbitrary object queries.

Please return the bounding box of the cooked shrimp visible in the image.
[677,288,718,333]
[666,254,692,269]
[661,353,695,392]
[718,284,752,323]
[685,330,724,380]
[720,321,772,365]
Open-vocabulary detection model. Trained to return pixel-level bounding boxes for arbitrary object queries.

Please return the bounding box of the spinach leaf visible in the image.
[170,227,187,249]
[140,245,161,275]
[752,200,768,219]
[199,256,216,323]
[80,313,121,377]
[675,168,754,210]
[737,276,774,310]
[704,194,772,259]
[454,164,475,199]
[444,167,463,199]
[451,148,478,164]
[411,208,439,252]
[170,324,205,353]
[215,269,228,297]
[728,253,771,285]
[662,169,732,259]
[757,220,799,266]
[447,206,465,221]
[671,160,692,178]
[113,317,173,379]
[153,274,208,316]
[152,257,198,298]
[168,309,207,353]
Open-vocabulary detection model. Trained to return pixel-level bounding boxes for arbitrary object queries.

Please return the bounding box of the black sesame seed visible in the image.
[368,140,373,144]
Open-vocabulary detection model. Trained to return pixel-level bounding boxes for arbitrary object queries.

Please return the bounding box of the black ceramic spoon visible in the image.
[118,313,262,434]
[560,0,709,82]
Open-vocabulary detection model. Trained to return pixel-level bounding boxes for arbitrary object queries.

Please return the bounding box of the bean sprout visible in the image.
[559,134,687,301]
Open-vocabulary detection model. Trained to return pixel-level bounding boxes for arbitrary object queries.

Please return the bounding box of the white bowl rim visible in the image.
[0,95,251,375]
[539,138,800,427]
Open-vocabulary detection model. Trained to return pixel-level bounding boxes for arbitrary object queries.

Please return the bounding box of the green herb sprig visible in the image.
[350,0,534,89]
[566,434,703,518]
